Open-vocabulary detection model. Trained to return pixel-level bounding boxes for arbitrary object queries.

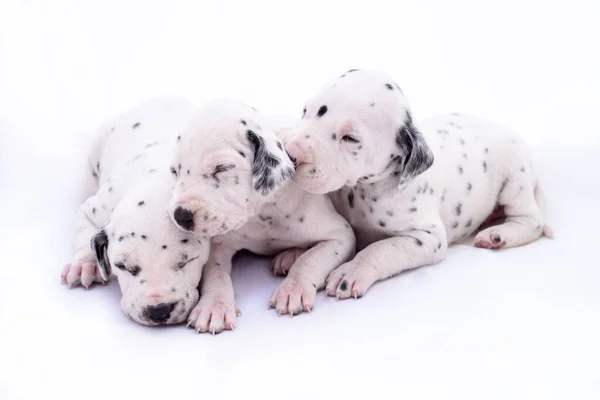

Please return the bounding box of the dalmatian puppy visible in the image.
[285,69,553,300]
[168,99,356,334]
[61,97,210,326]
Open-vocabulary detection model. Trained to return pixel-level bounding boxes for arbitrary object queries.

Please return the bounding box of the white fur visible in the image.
[168,99,356,334]
[62,97,210,325]
[286,69,551,299]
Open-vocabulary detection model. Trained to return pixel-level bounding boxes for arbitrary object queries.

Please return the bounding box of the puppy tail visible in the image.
[534,182,554,239]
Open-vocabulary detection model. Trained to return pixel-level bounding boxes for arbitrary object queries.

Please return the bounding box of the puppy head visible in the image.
[91,175,210,326]
[168,99,294,236]
[286,69,434,193]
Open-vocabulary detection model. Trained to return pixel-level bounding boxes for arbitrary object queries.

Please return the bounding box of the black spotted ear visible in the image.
[246,128,295,196]
[90,228,111,281]
[395,113,434,188]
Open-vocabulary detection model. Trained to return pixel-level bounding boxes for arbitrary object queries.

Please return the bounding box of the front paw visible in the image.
[187,297,241,335]
[61,258,105,289]
[270,248,306,277]
[326,261,376,300]
[269,277,317,316]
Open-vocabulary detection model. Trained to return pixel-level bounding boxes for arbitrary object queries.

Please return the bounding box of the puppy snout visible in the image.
[146,302,177,324]
[174,206,195,231]
[285,140,308,165]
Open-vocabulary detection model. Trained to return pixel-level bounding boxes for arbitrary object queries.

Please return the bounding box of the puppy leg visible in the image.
[62,196,106,288]
[271,247,307,276]
[326,222,447,299]
[270,225,355,315]
[187,245,240,335]
[475,178,545,250]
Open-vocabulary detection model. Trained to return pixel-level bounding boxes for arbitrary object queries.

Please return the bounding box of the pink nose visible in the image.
[285,140,308,165]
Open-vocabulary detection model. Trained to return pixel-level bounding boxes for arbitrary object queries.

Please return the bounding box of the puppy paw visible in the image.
[61,258,105,289]
[187,297,240,335]
[269,277,317,316]
[326,261,376,300]
[271,248,306,277]
[474,228,506,250]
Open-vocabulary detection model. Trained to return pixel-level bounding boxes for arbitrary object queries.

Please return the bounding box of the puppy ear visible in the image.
[90,228,111,281]
[246,128,295,196]
[395,113,434,188]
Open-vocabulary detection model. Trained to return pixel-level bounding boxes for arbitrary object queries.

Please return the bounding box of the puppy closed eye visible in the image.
[213,163,236,177]
[176,255,199,269]
[341,135,360,144]
[115,262,141,276]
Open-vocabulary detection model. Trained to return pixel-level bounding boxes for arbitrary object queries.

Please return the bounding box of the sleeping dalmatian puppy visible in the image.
[61,97,210,326]
[167,99,356,334]
[285,69,553,300]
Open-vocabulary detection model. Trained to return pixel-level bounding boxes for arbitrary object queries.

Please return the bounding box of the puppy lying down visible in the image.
[286,69,553,299]
[168,99,356,334]
[62,97,210,326]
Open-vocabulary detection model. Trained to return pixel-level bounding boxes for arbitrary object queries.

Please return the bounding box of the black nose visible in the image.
[146,302,177,323]
[173,206,195,231]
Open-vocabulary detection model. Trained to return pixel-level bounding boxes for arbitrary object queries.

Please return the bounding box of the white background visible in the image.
[0,1,599,399]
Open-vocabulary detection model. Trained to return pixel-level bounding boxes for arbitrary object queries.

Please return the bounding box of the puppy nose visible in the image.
[285,140,307,165]
[146,302,177,323]
[174,206,195,231]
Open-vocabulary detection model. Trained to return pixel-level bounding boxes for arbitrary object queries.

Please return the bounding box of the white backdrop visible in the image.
[0,1,599,399]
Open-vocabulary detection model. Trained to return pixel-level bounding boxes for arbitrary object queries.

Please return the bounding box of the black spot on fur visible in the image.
[386,210,394,217]
[348,190,355,208]
[484,148,489,154]
[118,236,125,242]
[409,207,418,212]
[452,221,459,229]
[240,119,247,126]
[132,122,140,129]
[170,166,177,176]
[455,203,462,216]
[317,105,328,117]
[277,142,283,150]
[414,238,423,246]
[331,133,337,140]
[482,161,488,172]
[92,207,96,215]
[181,239,188,244]
[463,153,468,159]
[371,196,378,202]
[138,201,145,206]
[108,186,113,193]
[500,178,509,193]
[520,166,526,172]
[339,281,348,291]
[458,166,464,175]
[130,232,135,237]
[141,235,147,240]
[302,107,306,118]
[459,138,465,145]
[385,83,394,90]
[429,188,434,195]
[140,279,146,284]
[238,151,246,158]
[162,245,167,250]
[148,169,156,174]
[467,182,472,191]
[379,220,386,227]
[145,141,159,148]
[299,216,305,223]
[465,219,472,228]
[177,135,181,141]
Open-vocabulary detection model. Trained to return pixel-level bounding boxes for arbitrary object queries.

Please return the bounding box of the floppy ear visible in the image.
[395,113,434,188]
[90,228,111,281]
[246,128,295,196]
